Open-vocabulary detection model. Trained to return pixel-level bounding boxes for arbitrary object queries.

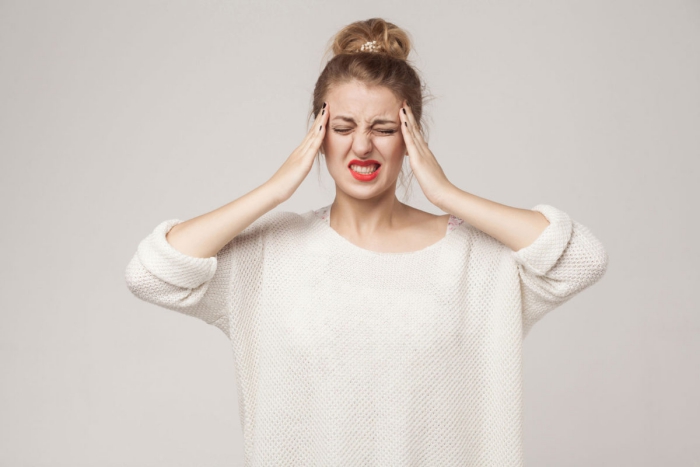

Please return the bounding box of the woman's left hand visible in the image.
[399,100,455,209]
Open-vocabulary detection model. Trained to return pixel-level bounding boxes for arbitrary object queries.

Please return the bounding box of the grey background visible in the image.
[1,1,697,466]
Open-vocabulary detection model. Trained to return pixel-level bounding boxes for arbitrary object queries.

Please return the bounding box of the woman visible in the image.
[125,18,608,467]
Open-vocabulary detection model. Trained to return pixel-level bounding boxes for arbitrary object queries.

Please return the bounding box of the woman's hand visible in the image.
[265,102,330,204]
[399,100,455,209]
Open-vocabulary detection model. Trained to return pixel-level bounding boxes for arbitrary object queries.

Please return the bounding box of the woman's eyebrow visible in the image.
[331,115,398,125]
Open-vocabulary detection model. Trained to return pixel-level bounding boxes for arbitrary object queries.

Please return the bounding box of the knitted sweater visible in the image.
[125,203,608,466]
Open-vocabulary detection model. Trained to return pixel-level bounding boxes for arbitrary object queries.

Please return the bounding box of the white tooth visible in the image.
[350,164,378,174]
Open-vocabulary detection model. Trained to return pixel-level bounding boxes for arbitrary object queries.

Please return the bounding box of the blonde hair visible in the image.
[310,18,435,201]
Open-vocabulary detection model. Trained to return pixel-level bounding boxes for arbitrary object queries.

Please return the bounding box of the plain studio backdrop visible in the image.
[1,1,697,466]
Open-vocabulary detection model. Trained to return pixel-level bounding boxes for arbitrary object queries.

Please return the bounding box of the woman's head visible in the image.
[310,18,432,202]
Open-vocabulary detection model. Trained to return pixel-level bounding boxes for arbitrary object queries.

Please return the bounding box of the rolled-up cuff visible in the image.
[510,204,573,276]
[136,219,217,289]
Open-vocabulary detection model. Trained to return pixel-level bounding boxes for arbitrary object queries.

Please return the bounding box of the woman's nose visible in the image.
[352,133,373,153]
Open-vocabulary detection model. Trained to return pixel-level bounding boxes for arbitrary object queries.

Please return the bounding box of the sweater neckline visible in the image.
[312,204,464,256]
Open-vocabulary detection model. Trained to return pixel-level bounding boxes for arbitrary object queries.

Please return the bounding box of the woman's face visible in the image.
[321,81,407,199]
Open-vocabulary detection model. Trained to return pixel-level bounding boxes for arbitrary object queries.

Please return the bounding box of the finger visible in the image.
[300,102,328,149]
[303,102,329,154]
[400,107,419,155]
[318,101,329,133]
[313,102,328,141]
[400,103,420,146]
[320,102,331,153]
[402,102,429,152]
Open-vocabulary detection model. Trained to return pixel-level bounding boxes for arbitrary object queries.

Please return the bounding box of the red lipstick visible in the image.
[348,159,382,182]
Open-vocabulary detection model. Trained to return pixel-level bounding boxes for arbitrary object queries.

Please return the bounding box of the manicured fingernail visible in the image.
[323,102,327,109]
[402,108,406,115]
[322,109,325,115]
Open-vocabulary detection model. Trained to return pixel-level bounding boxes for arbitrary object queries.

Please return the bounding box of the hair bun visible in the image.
[328,18,412,62]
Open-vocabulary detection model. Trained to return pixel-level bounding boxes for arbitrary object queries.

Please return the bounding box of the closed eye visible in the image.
[333,128,396,135]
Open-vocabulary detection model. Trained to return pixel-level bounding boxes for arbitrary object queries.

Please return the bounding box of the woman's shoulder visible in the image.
[239,208,320,240]
[402,205,464,235]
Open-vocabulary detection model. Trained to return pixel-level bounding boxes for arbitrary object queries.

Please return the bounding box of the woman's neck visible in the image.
[329,194,407,236]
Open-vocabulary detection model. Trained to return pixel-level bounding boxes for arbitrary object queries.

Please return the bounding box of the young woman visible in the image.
[126,18,609,467]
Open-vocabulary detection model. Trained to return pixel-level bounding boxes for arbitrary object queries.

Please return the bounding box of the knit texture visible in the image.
[125,203,608,466]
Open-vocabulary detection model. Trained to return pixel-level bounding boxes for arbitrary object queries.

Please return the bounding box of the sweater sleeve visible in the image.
[510,204,609,338]
[124,217,265,337]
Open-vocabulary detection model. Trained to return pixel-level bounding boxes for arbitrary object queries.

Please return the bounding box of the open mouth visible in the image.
[348,163,381,174]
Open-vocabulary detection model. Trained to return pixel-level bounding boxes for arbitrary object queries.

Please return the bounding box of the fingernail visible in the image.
[322,109,325,115]
[402,108,406,115]
[323,102,327,109]
[405,121,408,127]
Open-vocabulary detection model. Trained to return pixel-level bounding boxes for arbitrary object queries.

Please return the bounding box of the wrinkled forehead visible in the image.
[327,81,401,122]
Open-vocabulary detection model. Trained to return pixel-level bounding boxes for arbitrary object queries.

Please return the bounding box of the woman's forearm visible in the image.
[437,184,551,252]
[165,181,282,259]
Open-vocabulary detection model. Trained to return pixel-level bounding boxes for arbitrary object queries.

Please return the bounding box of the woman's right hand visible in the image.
[265,102,330,204]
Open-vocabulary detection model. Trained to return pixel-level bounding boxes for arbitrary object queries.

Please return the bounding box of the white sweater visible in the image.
[125,203,608,466]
